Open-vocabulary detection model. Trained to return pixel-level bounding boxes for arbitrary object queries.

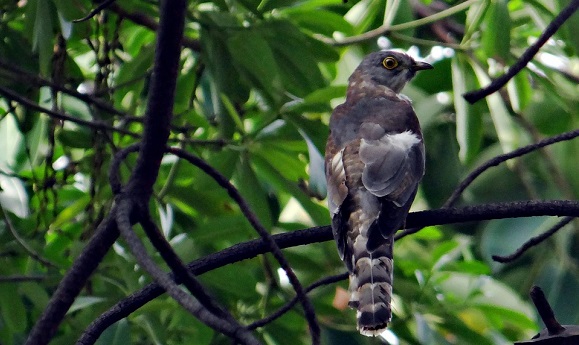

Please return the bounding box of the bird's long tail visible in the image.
[348,238,394,336]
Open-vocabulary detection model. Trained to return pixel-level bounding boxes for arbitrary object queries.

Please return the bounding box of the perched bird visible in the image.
[325,51,432,336]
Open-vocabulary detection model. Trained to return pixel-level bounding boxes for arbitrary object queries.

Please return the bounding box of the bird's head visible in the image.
[354,51,433,93]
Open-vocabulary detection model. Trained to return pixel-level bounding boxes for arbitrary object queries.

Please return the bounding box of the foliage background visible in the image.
[0,0,577,344]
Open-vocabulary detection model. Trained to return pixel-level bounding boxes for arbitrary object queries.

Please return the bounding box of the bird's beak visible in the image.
[412,61,434,71]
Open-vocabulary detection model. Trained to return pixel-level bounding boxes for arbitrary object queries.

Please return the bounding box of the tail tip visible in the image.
[358,323,388,337]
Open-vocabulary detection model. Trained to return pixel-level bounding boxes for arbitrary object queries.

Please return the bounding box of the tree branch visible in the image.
[73,0,117,23]
[463,0,579,104]
[79,199,579,343]
[139,211,239,322]
[0,274,47,283]
[108,4,201,52]
[443,128,579,208]
[25,0,187,343]
[247,272,349,330]
[115,199,260,345]
[1,204,57,268]
[166,147,320,344]
[0,58,129,118]
[492,216,574,263]
[0,84,139,138]
[319,0,477,46]
[25,214,120,345]
[395,128,579,240]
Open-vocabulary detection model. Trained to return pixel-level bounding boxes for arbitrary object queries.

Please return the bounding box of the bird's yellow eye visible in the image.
[382,57,398,70]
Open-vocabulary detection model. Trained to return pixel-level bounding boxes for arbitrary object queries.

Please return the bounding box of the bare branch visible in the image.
[319,0,476,46]
[0,274,47,283]
[530,286,566,335]
[248,272,349,330]
[79,199,579,343]
[73,0,117,23]
[108,4,201,52]
[1,204,58,268]
[0,85,140,138]
[166,147,321,344]
[25,0,188,343]
[395,129,579,240]
[115,199,260,345]
[25,214,120,345]
[463,0,579,103]
[492,216,574,263]
[443,129,579,208]
[0,58,129,118]
[139,211,238,321]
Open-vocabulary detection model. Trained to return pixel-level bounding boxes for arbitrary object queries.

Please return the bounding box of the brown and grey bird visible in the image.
[325,51,432,336]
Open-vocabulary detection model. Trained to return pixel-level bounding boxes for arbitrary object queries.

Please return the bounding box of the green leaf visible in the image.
[471,60,521,153]
[481,0,511,61]
[411,226,443,240]
[227,30,283,106]
[0,285,27,334]
[235,155,275,229]
[57,128,94,149]
[67,296,107,314]
[282,9,354,36]
[27,0,54,76]
[50,195,90,230]
[113,43,155,107]
[263,21,327,96]
[476,304,536,330]
[463,0,490,44]
[95,319,131,345]
[451,55,482,163]
[219,93,245,134]
[252,155,329,225]
[506,69,532,113]
[557,0,579,54]
[299,128,326,199]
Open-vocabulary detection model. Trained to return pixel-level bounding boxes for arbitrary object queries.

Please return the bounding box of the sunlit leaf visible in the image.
[470,60,521,153]
[452,55,482,163]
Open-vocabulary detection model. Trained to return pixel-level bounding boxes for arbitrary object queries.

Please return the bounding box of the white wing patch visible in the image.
[359,130,421,200]
[384,130,421,150]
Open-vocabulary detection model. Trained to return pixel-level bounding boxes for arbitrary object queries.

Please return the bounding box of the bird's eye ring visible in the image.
[382,57,398,70]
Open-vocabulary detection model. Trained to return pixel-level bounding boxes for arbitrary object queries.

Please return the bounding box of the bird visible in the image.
[325,50,432,336]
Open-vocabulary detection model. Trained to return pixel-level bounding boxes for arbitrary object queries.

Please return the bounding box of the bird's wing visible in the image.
[359,125,424,207]
[356,99,424,245]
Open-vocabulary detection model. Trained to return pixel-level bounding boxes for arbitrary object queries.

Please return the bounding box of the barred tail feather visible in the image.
[348,242,394,336]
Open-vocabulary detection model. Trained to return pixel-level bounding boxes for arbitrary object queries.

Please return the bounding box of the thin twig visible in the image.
[109,3,201,52]
[0,274,47,283]
[73,0,117,22]
[463,0,579,103]
[139,211,237,321]
[1,205,58,268]
[319,0,477,46]
[492,216,574,263]
[79,199,579,343]
[0,58,129,118]
[443,128,579,208]
[115,199,260,345]
[78,224,330,345]
[0,85,140,138]
[166,147,321,344]
[109,144,141,194]
[248,272,349,330]
[25,214,120,345]
[395,128,579,240]
[25,0,188,342]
